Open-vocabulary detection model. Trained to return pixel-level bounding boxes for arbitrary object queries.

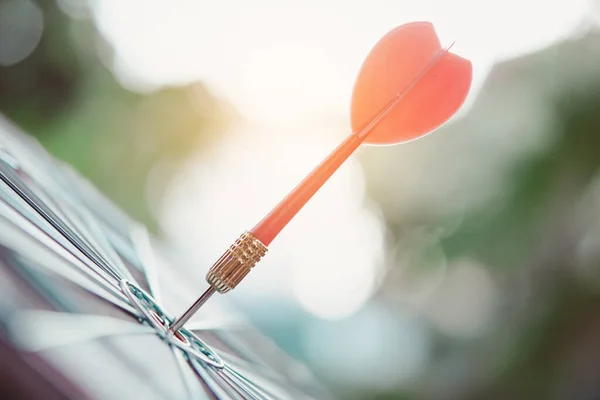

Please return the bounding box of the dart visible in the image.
[169,21,473,333]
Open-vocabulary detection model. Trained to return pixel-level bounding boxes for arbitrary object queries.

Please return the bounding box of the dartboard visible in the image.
[0,115,327,400]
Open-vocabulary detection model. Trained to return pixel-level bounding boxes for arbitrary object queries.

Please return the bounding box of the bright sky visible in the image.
[91,0,590,321]
[93,0,590,122]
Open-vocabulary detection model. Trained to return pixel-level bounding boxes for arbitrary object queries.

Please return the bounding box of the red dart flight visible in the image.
[252,21,472,246]
[170,21,473,332]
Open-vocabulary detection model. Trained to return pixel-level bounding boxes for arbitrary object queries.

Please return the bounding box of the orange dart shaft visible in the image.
[251,132,364,246]
[251,46,453,246]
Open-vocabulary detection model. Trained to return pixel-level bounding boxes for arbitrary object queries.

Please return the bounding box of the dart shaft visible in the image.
[251,132,364,246]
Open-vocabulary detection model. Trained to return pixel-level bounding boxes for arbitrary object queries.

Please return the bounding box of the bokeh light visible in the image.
[0,0,43,67]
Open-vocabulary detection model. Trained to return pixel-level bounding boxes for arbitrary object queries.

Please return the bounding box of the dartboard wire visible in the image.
[0,142,149,301]
[221,367,283,400]
[0,168,122,282]
[32,162,142,284]
[45,188,138,283]
[217,353,290,385]
[130,226,162,302]
[190,350,271,400]
[0,192,119,287]
[222,363,294,400]
[55,159,138,242]
[0,195,126,297]
[208,330,275,368]
[0,200,135,313]
[170,345,208,400]
[186,327,273,371]
[223,358,321,400]
[214,332,316,389]
[5,247,125,321]
[45,193,136,283]
[207,359,287,400]
[189,358,246,400]
[226,367,314,400]
[0,147,152,291]
[0,151,138,282]
[216,369,267,400]
[0,161,136,284]
[212,341,310,399]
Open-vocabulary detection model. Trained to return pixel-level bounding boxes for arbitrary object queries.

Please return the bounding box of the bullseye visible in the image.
[119,280,224,368]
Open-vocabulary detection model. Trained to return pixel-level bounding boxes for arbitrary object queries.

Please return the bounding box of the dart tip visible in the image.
[169,285,217,333]
[169,232,268,333]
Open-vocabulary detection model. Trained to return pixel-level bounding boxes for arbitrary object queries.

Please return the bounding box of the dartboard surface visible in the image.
[0,115,327,400]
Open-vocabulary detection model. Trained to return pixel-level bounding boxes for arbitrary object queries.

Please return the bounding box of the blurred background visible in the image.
[2,0,600,398]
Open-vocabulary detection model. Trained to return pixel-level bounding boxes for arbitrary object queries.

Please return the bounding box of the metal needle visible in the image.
[169,286,216,332]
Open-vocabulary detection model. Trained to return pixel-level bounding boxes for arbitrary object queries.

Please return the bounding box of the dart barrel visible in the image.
[206,231,268,293]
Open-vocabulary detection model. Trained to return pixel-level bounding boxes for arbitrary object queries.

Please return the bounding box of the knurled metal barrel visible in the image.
[205,231,268,293]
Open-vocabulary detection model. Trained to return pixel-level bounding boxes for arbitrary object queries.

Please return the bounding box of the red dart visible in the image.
[169,21,472,332]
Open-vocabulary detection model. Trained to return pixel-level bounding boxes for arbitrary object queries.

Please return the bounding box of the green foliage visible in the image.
[0,0,228,231]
